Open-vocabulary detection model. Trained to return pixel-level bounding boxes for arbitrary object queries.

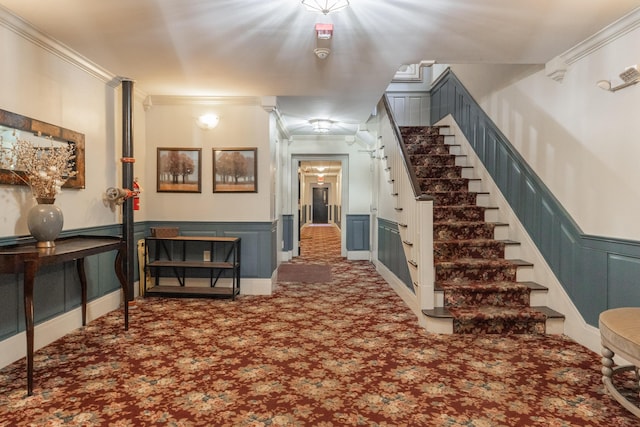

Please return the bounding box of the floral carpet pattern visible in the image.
[402,126,552,334]
[0,224,638,425]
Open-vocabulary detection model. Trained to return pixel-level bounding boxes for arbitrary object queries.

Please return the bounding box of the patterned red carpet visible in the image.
[0,224,638,425]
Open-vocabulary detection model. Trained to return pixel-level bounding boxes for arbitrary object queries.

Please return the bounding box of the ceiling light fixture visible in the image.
[310,119,333,133]
[302,0,350,15]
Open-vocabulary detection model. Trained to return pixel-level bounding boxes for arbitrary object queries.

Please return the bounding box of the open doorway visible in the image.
[293,157,346,258]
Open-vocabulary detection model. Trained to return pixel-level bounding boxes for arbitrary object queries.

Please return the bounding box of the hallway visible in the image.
[0,226,637,424]
[297,223,341,262]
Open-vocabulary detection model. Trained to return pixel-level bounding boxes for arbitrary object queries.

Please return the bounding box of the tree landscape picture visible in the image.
[213,148,257,193]
[157,148,201,193]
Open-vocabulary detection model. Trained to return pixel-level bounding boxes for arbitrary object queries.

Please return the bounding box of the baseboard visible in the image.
[279,251,293,263]
[375,260,420,319]
[240,278,273,295]
[347,250,371,261]
[0,290,122,370]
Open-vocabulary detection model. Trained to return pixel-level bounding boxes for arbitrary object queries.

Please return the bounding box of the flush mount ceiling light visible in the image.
[310,119,333,133]
[302,0,350,15]
[197,113,219,130]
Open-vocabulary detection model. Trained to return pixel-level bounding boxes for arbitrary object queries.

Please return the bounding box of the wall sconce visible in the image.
[310,119,333,133]
[597,66,640,92]
[197,114,220,130]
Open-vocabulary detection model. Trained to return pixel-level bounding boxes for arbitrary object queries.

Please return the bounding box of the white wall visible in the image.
[449,22,640,241]
[0,17,132,238]
[0,11,146,368]
[143,101,273,222]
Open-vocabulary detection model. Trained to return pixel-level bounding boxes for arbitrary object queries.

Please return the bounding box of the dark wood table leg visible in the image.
[114,245,129,330]
[76,257,87,326]
[23,259,37,396]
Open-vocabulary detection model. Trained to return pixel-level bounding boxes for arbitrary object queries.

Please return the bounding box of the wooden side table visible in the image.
[0,235,129,396]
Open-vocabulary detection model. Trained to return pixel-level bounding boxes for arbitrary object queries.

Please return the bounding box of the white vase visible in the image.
[27,198,64,248]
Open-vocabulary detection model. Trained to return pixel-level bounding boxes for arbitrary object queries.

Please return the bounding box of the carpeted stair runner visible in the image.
[401,126,557,334]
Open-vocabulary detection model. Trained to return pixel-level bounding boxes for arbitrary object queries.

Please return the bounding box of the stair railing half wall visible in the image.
[429,68,640,327]
[377,96,435,317]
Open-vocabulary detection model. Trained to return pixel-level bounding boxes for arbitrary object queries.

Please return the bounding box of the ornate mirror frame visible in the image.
[0,108,85,189]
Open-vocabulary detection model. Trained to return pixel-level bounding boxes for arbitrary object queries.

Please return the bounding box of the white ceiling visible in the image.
[0,0,637,136]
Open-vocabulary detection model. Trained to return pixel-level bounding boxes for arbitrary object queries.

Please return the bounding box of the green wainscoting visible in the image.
[430,69,640,326]
[346,214,370,251]
[0,220,276,341]
[377,218,413,291]
[0,223,128,340]
[282,215,293,251]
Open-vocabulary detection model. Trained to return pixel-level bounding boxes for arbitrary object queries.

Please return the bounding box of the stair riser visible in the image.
[444,290,530,308]
[423,315,563,335]
[410,155,456,167]
[406,145,450,155]
[415,166,462,179]
[434,206,486,222]
[434,242,505,262]
[431,193,478,206]
[435,226,496,241]
[435,288,548,308]
[453,318,545,334]
[419,178,469,193]
[400,127,443,138]
[410,154,468,168]
[435,265,517,282]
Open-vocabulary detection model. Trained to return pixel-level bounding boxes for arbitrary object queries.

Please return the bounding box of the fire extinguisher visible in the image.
[133,178,141,211]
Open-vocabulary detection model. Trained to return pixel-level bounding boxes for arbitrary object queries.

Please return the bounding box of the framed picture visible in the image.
[157,148,202,193]
[213,147,257,193]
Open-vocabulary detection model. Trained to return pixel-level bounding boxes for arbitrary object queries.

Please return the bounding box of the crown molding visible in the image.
[148,95,261,106]
[0,5,116,85]
[546,7,640,82]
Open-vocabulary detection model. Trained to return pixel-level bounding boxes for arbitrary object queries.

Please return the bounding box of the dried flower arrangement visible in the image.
[0,137,77,202]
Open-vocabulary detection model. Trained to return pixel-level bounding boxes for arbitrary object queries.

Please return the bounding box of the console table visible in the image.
[145,235,240,299]
[0,235,129,396]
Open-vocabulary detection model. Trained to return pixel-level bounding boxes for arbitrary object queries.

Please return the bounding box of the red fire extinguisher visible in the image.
[133,178,141,211]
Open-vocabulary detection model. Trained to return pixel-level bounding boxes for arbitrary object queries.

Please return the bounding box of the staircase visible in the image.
[399,125,564,334]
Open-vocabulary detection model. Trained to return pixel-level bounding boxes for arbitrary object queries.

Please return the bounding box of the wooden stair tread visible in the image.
[434,280,548,292]
[433,220,509,226]
[422,305,564,320]
[436,258,533,267]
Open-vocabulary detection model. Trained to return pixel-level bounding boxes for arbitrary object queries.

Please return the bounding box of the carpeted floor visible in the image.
[277,263,332,283]
[0,224,638,426]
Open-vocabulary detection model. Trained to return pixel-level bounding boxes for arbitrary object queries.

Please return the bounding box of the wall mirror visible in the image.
[0,108,85,189]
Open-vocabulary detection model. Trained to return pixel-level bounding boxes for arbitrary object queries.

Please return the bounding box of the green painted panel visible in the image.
[347,215,370,251]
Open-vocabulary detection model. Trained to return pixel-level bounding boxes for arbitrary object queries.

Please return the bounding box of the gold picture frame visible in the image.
[157,147,202,193]
[213,148,257,193]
